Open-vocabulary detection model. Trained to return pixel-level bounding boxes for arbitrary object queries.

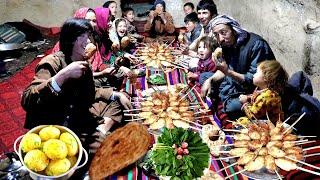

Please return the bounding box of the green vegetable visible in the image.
[148,74,166,85]
[151,128,210,179]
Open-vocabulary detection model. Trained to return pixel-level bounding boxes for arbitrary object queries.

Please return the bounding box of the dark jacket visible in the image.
[282,71,320,135]
[187,23,202,44]
[219,32,275,118]
[21,52,122,135]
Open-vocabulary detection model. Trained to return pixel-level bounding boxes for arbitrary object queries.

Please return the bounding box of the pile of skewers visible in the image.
[124,85,212,130]
[135,42,175,68]
[217,113,320,179]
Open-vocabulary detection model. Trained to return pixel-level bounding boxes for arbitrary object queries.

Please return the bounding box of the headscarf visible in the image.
[209,15,248,45]
[94,7,112,63]
[74,7,90,18]
[153,0,166,11]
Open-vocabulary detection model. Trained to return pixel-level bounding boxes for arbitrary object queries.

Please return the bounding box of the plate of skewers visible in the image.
[124,84,213,131]
[217,113,320,179]
[135,42,175,69]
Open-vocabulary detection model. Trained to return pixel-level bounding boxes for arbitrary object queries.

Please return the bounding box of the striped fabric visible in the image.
[121,67,249,179]
[120,66,320,180]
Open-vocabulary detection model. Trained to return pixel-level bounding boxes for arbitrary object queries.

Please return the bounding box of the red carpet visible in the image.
[0,50,52,154]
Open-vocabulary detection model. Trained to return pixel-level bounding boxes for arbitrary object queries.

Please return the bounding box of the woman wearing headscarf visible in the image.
[21,18,132,156]
[144,0,175,42]
[201,15,275,119]
[51,7,103,73]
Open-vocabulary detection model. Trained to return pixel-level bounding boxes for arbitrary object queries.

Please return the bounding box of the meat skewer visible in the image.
[285,155,320,171]
[275,158,320,176]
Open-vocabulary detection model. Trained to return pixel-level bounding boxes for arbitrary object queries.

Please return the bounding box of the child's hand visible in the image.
[239,94,249,104]
[187,72,198,80]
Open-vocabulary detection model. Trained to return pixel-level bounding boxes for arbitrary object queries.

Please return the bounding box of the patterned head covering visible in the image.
[209,15,248,45]
[73,7,90,18]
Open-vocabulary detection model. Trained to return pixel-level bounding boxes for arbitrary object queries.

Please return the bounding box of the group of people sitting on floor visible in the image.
[21,0,320,175]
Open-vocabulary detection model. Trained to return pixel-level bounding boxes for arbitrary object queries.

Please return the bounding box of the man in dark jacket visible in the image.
[201,15,275,119]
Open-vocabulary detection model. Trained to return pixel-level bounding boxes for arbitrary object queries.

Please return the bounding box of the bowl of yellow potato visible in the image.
[14,125,88,180]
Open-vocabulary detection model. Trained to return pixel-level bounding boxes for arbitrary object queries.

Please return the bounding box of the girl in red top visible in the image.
[187,36,218,86]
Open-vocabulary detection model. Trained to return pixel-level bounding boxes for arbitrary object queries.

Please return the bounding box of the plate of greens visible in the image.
[147,74,167,85]
[150,128,210,180]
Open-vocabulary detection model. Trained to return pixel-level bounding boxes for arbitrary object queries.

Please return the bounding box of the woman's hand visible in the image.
[119,66,133,77]
[187,72,198,80]
[54,61,89,86]
[102,67,116,75]
[124,53,140,64]
[113,92,132,110]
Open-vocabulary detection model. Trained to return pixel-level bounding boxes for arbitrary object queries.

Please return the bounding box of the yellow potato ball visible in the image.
[39,126,61,141]
[21,133,42,153]
[59,132,78,156]
[43,139,68,160]
[24,149,49,172]
[45,158,71,176]
[67,156,77,168]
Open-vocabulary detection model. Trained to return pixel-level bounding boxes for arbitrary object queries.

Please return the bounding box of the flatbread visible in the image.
[89,122,151,180]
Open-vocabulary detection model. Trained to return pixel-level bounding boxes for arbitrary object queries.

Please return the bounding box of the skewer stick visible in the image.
[194,115,212,119]
[304,153,320,158]
[189,126,202,131]
[280,114,294,127]
[180,118,203,127]
[298,135,317,138]
[296,140,316,146]
[282,112,306,135]
[296,166,320,176]
[225,169,246,179]
[178,85,197,102]
[275,170,282,180]
[124,118,145,122]
[212,156,239,161]
[124,113,140,116]
[123,109,142,112]
[216,162,238,173]
[165,39,175,49]
[285,155,320,171]
[223,129,243,133]
[303,145,320,151]
[194,109,211,115]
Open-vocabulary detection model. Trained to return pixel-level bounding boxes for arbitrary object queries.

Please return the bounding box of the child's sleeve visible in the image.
[207,60,217,73]
[242,93,267,120]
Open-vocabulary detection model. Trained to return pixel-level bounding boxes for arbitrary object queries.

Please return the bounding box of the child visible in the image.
[122,7,144,40]
[183,2,195,15]
[103,1,117,21]
[187,36,218,86]
[239,60,289,124]
[184,12,202,45]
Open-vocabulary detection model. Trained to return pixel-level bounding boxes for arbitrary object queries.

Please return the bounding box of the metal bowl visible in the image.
[0,43,24,51]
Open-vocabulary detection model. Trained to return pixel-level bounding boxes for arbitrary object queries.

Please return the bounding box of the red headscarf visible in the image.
[94,7,112,65]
